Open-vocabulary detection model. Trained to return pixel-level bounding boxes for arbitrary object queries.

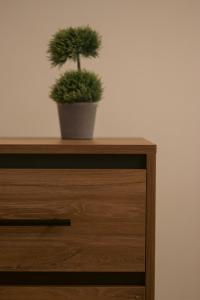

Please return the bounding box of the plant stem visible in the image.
[77,54,81,71]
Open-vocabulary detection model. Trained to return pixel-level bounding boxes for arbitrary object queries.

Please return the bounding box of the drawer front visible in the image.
[0,287,145,300]
[0,169,146,272]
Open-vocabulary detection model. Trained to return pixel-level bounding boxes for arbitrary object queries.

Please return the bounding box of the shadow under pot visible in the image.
[57,102,98,139]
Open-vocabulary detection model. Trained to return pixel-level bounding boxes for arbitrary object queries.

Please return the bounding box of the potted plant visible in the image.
[47,26,103,139]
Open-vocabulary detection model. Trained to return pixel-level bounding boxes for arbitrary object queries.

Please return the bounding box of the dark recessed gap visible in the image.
[0,272,145,286]
[0,154,146,169]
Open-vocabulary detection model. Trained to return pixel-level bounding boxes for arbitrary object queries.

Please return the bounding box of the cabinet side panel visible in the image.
[146,152,156,300]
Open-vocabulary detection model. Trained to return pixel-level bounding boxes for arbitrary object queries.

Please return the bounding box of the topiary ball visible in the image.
[50,70,103,103]
[48,26,101,67]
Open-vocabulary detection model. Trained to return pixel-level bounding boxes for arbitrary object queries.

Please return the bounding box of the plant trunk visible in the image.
[77,54,81,71]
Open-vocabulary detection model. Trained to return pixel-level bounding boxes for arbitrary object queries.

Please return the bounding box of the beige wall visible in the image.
[0,0,199,299]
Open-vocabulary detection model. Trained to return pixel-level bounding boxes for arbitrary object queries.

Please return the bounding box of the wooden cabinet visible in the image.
[0,138,156,300]
[0,286,145,300]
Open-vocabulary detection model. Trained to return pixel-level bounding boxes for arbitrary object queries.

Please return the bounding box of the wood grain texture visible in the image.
[0,169,146,272]
[0,138,156,154]
[145,152,156,300]
[0,138,156,299]
[0,231,145,271]
[0,286,145,300]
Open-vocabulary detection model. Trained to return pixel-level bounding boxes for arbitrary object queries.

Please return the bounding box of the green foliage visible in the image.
[48,26,103,103]
[48,26,101,68]
[50,70,103,103]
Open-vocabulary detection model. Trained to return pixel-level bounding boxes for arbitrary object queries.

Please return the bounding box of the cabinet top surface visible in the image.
[0,138,156,154]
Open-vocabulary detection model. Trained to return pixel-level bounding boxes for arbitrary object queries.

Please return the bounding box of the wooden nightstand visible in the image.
[0,138,156,300]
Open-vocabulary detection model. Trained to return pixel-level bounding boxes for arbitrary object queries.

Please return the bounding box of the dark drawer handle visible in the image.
[0,219,71,226]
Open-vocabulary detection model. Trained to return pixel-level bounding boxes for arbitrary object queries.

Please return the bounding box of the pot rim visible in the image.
[57,102,99,107]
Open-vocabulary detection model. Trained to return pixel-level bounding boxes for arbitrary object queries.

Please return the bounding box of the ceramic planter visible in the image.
[57,102,98,139]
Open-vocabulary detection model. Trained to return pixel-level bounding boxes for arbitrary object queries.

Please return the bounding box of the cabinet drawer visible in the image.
[0,286,145,300]
[0,169,146,272]
[0,169,146,213]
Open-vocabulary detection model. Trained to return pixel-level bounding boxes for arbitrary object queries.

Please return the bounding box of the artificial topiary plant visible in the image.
[48,26,103,103]
[47,26,103,139]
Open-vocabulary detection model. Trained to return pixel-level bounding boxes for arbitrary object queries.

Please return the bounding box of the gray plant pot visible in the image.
[57,102,98,139]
